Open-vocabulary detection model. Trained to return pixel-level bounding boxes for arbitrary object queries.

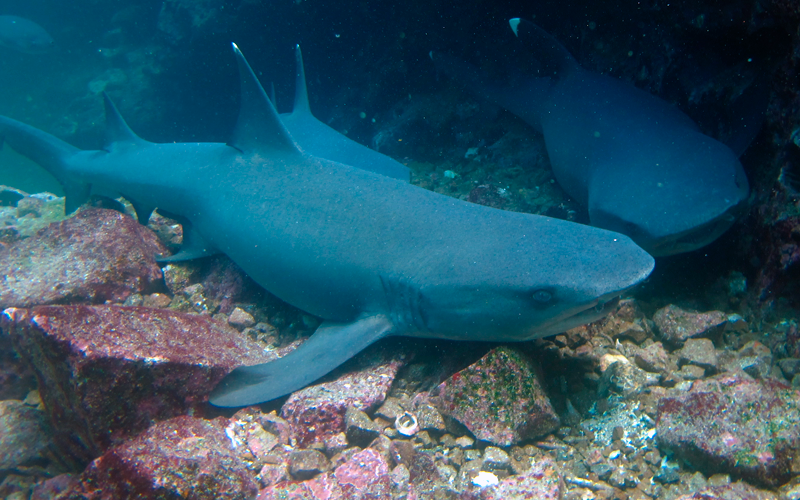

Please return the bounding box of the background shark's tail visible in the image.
[0,115,88,212]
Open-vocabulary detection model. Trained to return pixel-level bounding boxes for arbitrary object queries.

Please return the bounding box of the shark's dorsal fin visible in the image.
[293,44,311,115]
[102,93,147,150]
[509,18,579,78]
[229,43,300,155]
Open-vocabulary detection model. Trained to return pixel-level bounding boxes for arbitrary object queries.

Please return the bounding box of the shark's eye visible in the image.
[531,289,553,304]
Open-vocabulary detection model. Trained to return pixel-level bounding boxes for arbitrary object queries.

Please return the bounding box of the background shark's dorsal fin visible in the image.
[229,43,300,155]
[103,93,147,150]
[509,18,579,78]
[293,44,311,115]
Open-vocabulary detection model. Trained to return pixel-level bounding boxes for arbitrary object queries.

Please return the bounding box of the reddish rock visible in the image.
[429,346,560,446]
[0,208,167,309]
[469,457,562,500]
[64,415,258,500]
[673,481,778,500]
[1,305,277,466]
[257,448,391,500]
[281,352,404,447]
[652,305,727,346]
[0,400,51,469]
[656,372,800,486]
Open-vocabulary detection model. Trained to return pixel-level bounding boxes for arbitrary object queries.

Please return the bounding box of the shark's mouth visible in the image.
[648,201,745,257]
[523,292,623,340]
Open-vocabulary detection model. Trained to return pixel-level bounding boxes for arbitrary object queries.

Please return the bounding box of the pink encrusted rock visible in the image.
[463,457,562,500]
[281,352,404,447]
[1,305,277,466]
[652,304,727,346]
[673,481,778,500]
[0,208,167,309]
[256,448,391,500]
[656,372,800,487]
[64,415,258,500]
[429,346,560,446]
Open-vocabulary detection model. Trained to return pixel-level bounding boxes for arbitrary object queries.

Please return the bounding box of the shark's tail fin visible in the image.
[0,115,88,212]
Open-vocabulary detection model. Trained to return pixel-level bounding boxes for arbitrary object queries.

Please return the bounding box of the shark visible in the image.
[278,45,410,182]
[0,43,655,407]
[431,19,750,256]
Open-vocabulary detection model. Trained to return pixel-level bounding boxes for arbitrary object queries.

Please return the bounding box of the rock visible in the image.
[408,395,447,433]
[429,346,560,446]
[656,372,800,486]
[64,415,258,500]
[228,307,256,329]
[289,449,331,480]
[778,358,800,379]
[257,448,391,500]
[633,342,670,373]
[29,474,77,500]
[0,329,35,400]
[0,208,167,309]
[599,358,658,398]
[653,305,727,346]
[678,338,719,373]
[224,407,285,466]
[344,407,382,447]
[673,481,779,500]
[16,196,44,217]
[467,456,562,500]
[481,447,511,472]
[1,305,277,466]
[0,400,51,469]
[281,352,404,447]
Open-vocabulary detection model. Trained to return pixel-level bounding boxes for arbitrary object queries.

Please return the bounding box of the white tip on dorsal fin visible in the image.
[229,42,300,155]
[508,18,578,77]
[293,44,311,115]
[102,92,146,150]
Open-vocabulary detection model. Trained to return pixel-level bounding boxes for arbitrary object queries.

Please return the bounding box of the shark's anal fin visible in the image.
[229,43,300,156]
[64,181,92,214]
[129,200,154,225]
[209,314,396,407]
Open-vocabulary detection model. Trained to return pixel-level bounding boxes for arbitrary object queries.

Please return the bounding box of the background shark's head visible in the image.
[404,216,655,342]
[588,131,749,257]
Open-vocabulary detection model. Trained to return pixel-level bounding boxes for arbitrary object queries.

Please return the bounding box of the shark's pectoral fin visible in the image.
[63,181,91,214]
[155,222,219,262]
[209,314,396,407]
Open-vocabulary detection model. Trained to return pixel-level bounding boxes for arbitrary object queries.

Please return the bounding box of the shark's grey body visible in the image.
[0,16,54,54]
[279,45,410,181]
[432,19,749,256]
[0,44,654,407]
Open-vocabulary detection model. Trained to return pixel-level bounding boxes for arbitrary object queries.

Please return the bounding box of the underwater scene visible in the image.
[0,0,799,498]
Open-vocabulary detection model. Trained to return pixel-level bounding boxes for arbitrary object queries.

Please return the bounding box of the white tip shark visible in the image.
[432,19,750,257]
[278,45,411,181]
[0,42,654,407]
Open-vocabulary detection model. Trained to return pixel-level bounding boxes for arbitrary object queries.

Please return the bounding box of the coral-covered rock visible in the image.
[257,448,391,500]
[673,481,778,500]
[463,457,562,500]
[1,305,277,466]
[0,400,51,469]
[653,305,727,346]
[0,328,35,399]
[0,208,167,309]
[656,372,800,486]
[64,415,258,500]
[281,351,404,447]
[429,346,560,446]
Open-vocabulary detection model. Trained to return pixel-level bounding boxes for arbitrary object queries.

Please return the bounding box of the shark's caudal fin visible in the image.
[0,115,87,213]
[209,314,395,407]
[229,43,300,155]
[293,45,312,115]
[509,18,579,78]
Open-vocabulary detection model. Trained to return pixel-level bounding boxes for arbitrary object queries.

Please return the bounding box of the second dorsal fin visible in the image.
[293,44,311,115]
[228,43,300,155]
